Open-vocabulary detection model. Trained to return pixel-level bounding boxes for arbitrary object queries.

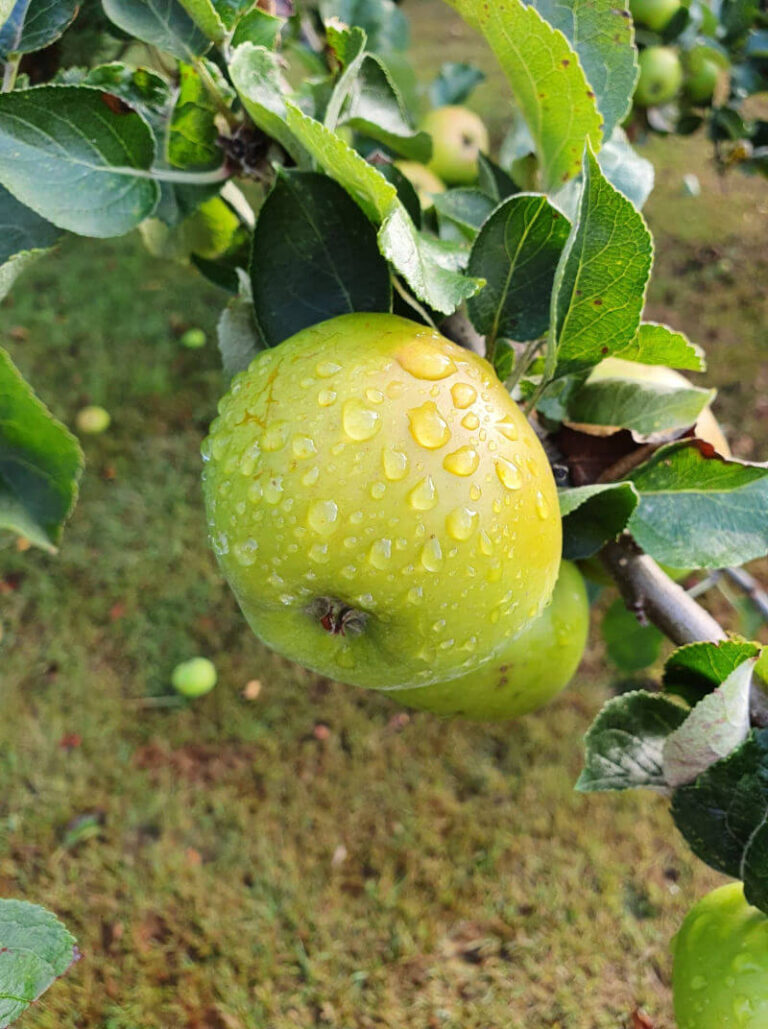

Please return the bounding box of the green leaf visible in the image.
[592,128,654,211]
[558,481,639,559]
[429,61,485,107]
[230,6,283,48]
[550,146,654,376]
[0,899,78,1028]
[741,817,768,916]
[433,188,495,244]
[250,170,391,347]
[167,62,222,170]
[576,690,687,792]
[0,248,47,303]
[318,0,409,54]
[662,658,755,788]
[217,270,263,378]
[176,0,225,42]
[0,184,59,264]
[444,0,602,191]
[0,346,83,551]
[671,729,768,901]
[0,0,78,56]
[102,0,209,60]
[615,321,705,372]
[663,640,760,706]
[342,54,432,162]
[602,599,664,672]
[284,102,483,315]
[627,441,768,568]
[76,63,173,145]
[565,378,713,438]
[476,154,518,203]
[0,0,13,30]
[467,193,570,344]
[376,162,421,227]
[529,0,638,140]
[0,86,159,237]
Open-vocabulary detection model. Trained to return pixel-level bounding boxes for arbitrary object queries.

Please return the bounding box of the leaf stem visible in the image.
[192,57,239,130]
[506,338,542,392]
[2,53,21,93]
[111,164,231,184]
[391,275,437,330]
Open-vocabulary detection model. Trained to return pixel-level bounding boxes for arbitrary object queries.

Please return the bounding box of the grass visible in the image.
[1,5,767,1027]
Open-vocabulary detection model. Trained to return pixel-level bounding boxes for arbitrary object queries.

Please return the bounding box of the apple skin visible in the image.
[630,0,681,31]
[75,406,111,435]
[171,657,218,698]
[672,882,768,1029]
[394,161,446,210]
[422,106,490,186]
[390,560,588,720]
[202,313,562,692]
[180,328,207,349]
[634,47,683,107]
[685,51,720,104]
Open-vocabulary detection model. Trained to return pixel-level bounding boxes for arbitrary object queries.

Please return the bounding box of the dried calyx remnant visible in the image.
[306,597,369,637]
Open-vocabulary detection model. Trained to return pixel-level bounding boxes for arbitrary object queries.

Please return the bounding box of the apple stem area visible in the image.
[306,597,369,637]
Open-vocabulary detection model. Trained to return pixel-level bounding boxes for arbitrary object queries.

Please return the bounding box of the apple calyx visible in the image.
[306,597,369,637]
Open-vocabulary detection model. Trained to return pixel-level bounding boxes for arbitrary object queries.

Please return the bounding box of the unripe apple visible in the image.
[392,560,588,719]
[685,49,720,104]
[422,106,490,186]
[630,0,681,31]
[202,314,562,692]
[394,160,446,210]
[75,405,111,435]
[634,46,683,107]
[171,657,218,697]
[180,328,207,349]
[673,882,768,1028]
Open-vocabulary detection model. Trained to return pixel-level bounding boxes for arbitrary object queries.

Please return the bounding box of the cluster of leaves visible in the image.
[628,0,768,177]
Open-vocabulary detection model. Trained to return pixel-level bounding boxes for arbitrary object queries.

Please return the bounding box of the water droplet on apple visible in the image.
[343,399,381,441]
[451,382,477,409]
[443,446,479,476]
[446,506,478,541]
[397,341,457,380]
[496,458,522,490]
[307,499,339,536]
[382,447,408,481]
[420,538,444,572]
[408,402,450,449]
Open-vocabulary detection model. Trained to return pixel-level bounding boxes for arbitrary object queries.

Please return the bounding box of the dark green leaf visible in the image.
[318,0,409,53]
[0,899,78,1028]
[77,63,172,143]
[467,193,570,344]
[343,54,431,161]
[250,170,391,347]
[663,640,760,705]
[0,184,59,264]
[476,153,518,203]
[0,86,159,237]
[741,819,768,916]
[628,441,768,568]
[576,690,687,792]
[102,0,209,60]
[376,162,421,228]
[433,188,495,244]
[558,481,639,559]
[429,61,485,107]
[602,599,664,672]
[0,0,77,56]
[0,346,83,551]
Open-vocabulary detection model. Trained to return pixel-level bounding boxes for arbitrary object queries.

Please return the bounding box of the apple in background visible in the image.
[394,160,446,210]
[630,0,681,32]
[422,105,490,186]
[634,46,683,107]
[180,328,207,349]
[75,406,111,435]
[171,657,218,698]
[685,49,720,104]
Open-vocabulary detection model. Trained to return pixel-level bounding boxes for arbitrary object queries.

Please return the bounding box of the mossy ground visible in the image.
[1,5,767,1027]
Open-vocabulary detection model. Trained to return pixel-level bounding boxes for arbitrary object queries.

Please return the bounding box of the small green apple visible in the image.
[634,46,683,107]
[685,49,720,104]
[180,328,207,349]
[75,405,111,435]
[630,0,681,31]
[391,561,588,720]
[422,105,490,186]
[673,882,768,1028]
[171,657,218,697]
[394,160,446,210]
[202,313,562,692]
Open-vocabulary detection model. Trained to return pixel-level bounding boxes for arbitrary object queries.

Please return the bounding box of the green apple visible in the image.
[202,313,562,692]
[685,49,720,104]
[673,882,768,1028]
[75,405,111,435]
[634,46,683,107]
[171,657,218,697]
[180,328,207,349]
[422,105,490,186]
[394,161,446,211]
[391,560,588,720]
[630,0,681,31]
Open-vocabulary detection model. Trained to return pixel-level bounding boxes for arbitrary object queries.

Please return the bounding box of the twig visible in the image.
[597,443,658,483]
[2,53,20,93]
[391,276,437,330]
[722,566,768,624]
[439,310,485,355]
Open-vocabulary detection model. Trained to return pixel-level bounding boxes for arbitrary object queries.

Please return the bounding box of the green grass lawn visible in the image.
[2,5,767,1028]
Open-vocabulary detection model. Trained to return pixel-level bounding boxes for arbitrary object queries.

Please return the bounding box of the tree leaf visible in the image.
[102,0,209,60]
[476,153,518,203]
[602,598,664,672]
[0,184,59,264]
[342,54,431,162]
[0,248,47,303]
[591,128,654,210]
[576,690,687,793]
[177,0,226,42]
[217,269,263,378]
[250,170,391,347]
[433,188,495,244]
[627,440,768,568]
[0,86,159,237]
[741,818,768,916]
[429,61,485,107]
[529,0,638,140]
[284,102,483,315]
[663,640,760,706]
[550,146,653,377]
[167,62,222,170]
[0,346,83,551]
[663,658,755,788]
[467,193,570,344]
[615,321,705,372]
[444,0,602,191]
[565,378,713,438]
[0,899,78,1029]
[558,481,639,559]
[0,0,78,56]
[74,63,173,148]
[318,0,409,54]
[231,6,284,48]
[0,0,14,30]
